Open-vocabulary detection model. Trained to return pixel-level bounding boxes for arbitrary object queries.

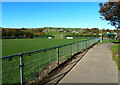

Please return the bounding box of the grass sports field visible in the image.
[2,38,89,84]
[2,38,86,57]
[2,38,100,84]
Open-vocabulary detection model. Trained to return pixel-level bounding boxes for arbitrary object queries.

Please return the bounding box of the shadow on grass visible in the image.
[112,42,120,44]
[100,40,120,44]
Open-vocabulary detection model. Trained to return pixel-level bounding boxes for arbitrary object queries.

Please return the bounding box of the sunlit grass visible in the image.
[111,44,120,69]
[2,38,86,57]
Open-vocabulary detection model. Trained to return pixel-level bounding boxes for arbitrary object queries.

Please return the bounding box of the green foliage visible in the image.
[99,2,120,29]
[2,28,34,39]
[2,28,55,39]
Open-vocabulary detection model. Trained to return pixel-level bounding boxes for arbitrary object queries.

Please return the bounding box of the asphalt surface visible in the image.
[59,43,118,83]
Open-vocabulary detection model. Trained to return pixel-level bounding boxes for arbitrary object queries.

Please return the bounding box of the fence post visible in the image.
[81,42,82,51]
[82,41,84,50]
[70,45,72,56]
[82,41,83,50]
[92,39,93,45]
[20,55,23,85]
[90,40,91,46]
[89,40,90,47]
[77,43,79,52]
[57,47,59,66]
[88,40,89,47]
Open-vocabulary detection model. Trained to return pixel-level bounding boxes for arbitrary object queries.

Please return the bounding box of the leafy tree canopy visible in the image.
[99,0,120,29]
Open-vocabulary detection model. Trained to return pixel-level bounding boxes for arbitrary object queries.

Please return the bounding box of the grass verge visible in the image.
[111,43,120,69]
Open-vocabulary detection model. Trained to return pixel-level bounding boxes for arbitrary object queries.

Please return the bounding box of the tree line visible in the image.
[2,28,54,39]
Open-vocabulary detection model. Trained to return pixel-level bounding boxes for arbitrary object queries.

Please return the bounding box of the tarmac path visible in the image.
[59,43,118,84]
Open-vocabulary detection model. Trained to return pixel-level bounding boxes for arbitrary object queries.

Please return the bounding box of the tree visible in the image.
[106,29,111,32]
[84,28,90,33]
[99,1,120,29]
[91,28,99,34]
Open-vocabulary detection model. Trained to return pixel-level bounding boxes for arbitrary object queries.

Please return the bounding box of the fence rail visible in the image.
[1,37,100,84]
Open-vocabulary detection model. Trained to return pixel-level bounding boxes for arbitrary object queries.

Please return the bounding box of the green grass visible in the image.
[96,40,119,44]
[102,40,119,43]
[45,31,71,39]
[111,44,120,69]
[2,38,97,84]
[2,39,86,57]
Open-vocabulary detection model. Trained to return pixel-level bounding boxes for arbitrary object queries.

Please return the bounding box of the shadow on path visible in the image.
[43,49,89,85]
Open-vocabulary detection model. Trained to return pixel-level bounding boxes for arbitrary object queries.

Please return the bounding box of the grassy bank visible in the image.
[111,43,120,69]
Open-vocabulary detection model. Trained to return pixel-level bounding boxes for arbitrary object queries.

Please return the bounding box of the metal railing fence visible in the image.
[1,37,100,84]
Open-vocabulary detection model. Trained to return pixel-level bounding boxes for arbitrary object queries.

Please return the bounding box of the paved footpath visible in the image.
[59,43,118,83]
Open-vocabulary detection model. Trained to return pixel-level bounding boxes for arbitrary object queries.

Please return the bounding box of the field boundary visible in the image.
[40,42,96,85]
[1,37,100,84]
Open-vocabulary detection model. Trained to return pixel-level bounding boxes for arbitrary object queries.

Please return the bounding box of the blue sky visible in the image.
[2,0,108,2]
[2,2,116,30]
